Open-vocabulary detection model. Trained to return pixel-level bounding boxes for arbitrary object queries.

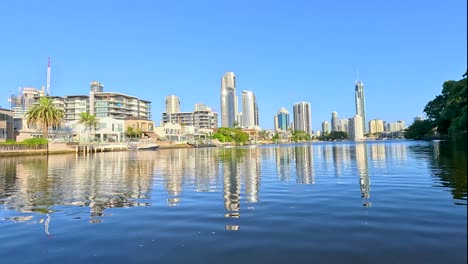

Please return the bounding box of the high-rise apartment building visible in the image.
[348,115,364,141]
[10,87,45,118]
[89,82,151,120]
[220,72,237,128]
[386,120,406,132]
[165,95,181,113]
[274,107,289,131]
[293,102,311,135]
[322,121,331,134]
[63,95,90,121]
[241,90,258,128]
[355,80,366,134]
[162,104,218,129]
[90,81,104,92]
[369,119,385,134]
[331,111,339,132]
[195,103,210,112]
[339,118,349,133]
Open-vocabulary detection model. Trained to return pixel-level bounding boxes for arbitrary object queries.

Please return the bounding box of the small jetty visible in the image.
[74,143,129,155]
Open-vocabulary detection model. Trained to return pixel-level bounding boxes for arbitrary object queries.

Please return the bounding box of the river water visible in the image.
[0,140,466,263]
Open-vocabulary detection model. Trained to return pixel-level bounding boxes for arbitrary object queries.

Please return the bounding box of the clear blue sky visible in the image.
[1,0,466,131]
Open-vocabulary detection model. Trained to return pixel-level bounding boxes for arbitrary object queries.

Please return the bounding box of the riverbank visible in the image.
[0,141,196,157]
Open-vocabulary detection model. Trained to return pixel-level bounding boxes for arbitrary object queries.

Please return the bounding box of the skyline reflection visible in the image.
[355,143,371,207]
[0,141,464,233]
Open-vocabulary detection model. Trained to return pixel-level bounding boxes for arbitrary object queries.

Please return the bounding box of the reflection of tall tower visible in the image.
[332,145,343,177]
[294,145,314,184]
[223,149,241,218]
[355,143,371,207]
[221,72,237,128]
[194,148,220,192]
[244,148,260,203]
[275,146,293,181]
[322,145,333,166]
[371,143,386,168]
[163,150,184,206]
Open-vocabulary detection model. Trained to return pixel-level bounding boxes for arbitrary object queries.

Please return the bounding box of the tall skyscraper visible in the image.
[331,111,339,132]
[293,102,311,135]
[220,72,237,128]
[165,95,181,113]
[322,121,330,134]
[274,107,289,131]
[348,115,364,141]
[355,80,366,134]
[241,90,257,128]
[339,118,349,133]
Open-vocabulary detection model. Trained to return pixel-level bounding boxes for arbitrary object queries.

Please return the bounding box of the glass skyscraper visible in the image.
[331,111,339,132]
[293,102,311,135]
[274,107,289,131]
[355,80,366,134]
[241,90,259,128]
[220,72,237,128]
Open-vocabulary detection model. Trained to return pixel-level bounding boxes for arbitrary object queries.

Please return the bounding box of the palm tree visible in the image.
[78,112,99,142]
[26,97,64,139]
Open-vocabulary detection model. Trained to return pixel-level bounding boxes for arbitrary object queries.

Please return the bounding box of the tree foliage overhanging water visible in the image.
[406,73,467,140]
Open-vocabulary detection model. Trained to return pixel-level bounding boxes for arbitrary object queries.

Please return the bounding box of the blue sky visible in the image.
[0,0,466,131]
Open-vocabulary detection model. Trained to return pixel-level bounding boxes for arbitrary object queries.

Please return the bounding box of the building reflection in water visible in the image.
[275,146,293,181]
[222,148,241,219]
[160,149,185,206]
[322,144,333,169]
[386,142,408,162]
[220,147,262,231]
[0,152,155,226]
[243,148,261,203]
[294,145,314,184]
[370,143,386,169]
[355,143,371,207]
[332,144,352,177]
[194,148,220,193]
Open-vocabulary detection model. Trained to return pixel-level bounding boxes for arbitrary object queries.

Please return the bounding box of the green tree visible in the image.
[212,127,249,145]
[78,112,99,142]
[291,130,311,142]
[125,126,142,139]
[424,76,467,140]
[26,97,64,139]
[322,131,348,141]
[405,119,435,139]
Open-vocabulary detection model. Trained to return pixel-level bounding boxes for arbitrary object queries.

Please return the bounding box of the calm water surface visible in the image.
[0,141,466,263]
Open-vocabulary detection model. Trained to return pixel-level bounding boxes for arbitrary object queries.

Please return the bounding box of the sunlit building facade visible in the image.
[355,80,366,134]
[293,102,311,135]
[331,111,339,132]
[165,95,181,114]
[220,72,237,128]
[274,107,290,131]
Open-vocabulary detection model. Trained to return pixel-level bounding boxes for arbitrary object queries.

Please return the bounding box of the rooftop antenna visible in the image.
[46,57,51,96]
